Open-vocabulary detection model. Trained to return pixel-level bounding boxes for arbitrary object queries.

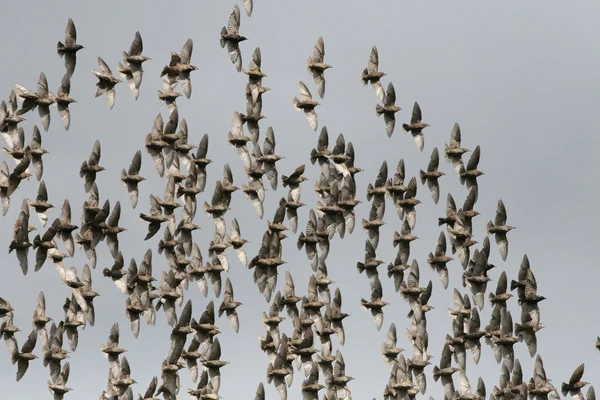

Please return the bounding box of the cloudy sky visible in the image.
[1,1,599,399]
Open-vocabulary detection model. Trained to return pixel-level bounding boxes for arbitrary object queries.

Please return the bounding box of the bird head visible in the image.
[76,45,85,51]
[240,36,248,42]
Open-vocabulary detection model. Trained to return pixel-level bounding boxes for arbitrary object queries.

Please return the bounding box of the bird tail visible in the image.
[360,298,368,311]
[79,161,88,178]
[402,123,410,133]
[297,232,305,250]
[375,104,384,116]
[432,366,440,381]
[361,68,369,86]
[561,383,569,397]
[458,166,466,185]
[57,41,64,55]
[157,240,164,254]
[392,232,400,248]
[292,97,300,111]
[443,144,452,163]
[356,262,365,274]
[509,279,519,291]
[486,221,494,235]
[219,27,228,48]
[266,363,274,384]
[120,169,128,185]
[33,234,41,249]
[438,218,447,227]
[310,148,318,165]
[159,67,169,77]
[281,176,289,188]
[366,183,374,201]
[488,292,496,304]
[419,170,426,185]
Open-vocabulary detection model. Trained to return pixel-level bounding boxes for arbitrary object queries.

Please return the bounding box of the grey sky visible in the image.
[1,1,599,399]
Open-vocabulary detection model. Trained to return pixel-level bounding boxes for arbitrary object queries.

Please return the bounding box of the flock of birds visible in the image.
[0,3,596,400]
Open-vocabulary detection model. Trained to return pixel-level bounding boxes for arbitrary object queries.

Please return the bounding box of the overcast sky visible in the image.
[1,1,599,399]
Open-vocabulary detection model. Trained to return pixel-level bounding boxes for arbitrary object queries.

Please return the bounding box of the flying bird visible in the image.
[15,72,56,131]
[362,46,386,102]
[419,147,445,204]
[376,82,401,137]
[161,38,198,99]
[120,31,151,99]
[403,101,429,152]
[486,199,515,261]
[57,18,84,77]
[220,5,248,72]
[307,37,332,98]
[293,81,320,131]
[91,57,121,110]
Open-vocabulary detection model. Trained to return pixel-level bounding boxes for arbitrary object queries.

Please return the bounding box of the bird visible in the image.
[91,58,121,110]
[459,145,484,195]
[402,101,429,152]
[56,18,84,77]
[444,122,470,174]
[161,38,198,99]
[293,81,320,131]
[220,5,248,72]
[362,46,386,102]
[562,364,588,398]
[28,126,48,181]
[486,199,515,261]
[307,37,332,98]
[79,140,105,193]
[15,72,56,131]
[376,82,402,137]
[120,150,145,209]
[219,278,242,332]
[121,31,151,98]
[419,147,445,204]
[6,329,38,381]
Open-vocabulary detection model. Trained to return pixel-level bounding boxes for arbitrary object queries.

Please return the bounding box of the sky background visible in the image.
[1,1,599,399]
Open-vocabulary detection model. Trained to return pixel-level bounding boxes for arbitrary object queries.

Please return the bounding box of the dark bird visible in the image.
[9,200,32,275]
[6,329,37,381]
[459,145,484,195]
[486,199,515,261]
[161,38,198,99]
[219,278,242,333]
[28,180,54,227]
[307,37,332,98]
[293,81,320,131]
[376,82,402,137]
[54,74,76,131]
[220,5,248,72]
[28,126,48,181]
[121,31,151,99]
[360,272,388,331]
[427,231,453,289]
[120,150,145,209]
[91,57,121,110]
[562,364,588,399]
[432,343,459,399]
[255,127,283,190]
[15,72,56,131]
[361,46,386,102]
[79,140,105,193]
[57,18,84,77]
[243,47,267,87]
[420,147,445,204]
[402,101,429,152]
[444,122,470,174]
